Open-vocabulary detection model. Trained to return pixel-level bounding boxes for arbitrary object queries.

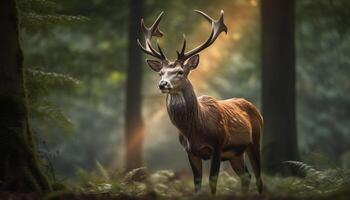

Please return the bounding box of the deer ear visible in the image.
[146,59,162,72]
[184,54,200,70]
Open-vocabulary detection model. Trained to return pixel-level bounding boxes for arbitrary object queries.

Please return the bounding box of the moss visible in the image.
[0,0,52,192]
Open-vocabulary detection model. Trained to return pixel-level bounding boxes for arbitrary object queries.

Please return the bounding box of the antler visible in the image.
[176,10,228,62]
[137,12,167,60]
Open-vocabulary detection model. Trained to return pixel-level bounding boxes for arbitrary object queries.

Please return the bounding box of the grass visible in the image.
[35,161,350,200]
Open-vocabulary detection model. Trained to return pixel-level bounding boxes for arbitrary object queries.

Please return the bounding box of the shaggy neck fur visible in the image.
[166,80,202,137]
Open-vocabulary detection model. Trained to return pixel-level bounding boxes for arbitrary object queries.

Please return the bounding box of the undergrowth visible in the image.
[45,161,350,200]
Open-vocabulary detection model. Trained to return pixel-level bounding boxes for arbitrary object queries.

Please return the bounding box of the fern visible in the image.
[283,161,324,178]
[30,100,75,134]
[25,69,78,135]
[19,0,83,138]
[26,69,79,87]
[25,68,79,101]
[18,0,88,31]
[95,161,110,180]
[280,161,350,197]
[18,0,58,13]
[20,13,88,30]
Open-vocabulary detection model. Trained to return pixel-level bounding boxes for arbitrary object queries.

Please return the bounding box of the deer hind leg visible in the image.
[229,155,251,193]
[187,152,202,193]
[246,143,264,194]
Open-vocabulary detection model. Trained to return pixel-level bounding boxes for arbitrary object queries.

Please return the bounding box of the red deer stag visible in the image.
[137,10,264,194]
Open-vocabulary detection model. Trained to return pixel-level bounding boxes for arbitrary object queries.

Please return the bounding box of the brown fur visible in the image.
[167,80,264,194]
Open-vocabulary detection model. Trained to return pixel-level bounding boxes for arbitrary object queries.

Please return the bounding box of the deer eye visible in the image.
[177,71,184,76]
[159,72,164,76]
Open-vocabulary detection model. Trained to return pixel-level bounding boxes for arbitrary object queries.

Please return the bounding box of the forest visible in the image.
[0,0,350,199]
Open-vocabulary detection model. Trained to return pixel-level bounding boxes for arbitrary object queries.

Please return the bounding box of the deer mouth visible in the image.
[160,88,171,93]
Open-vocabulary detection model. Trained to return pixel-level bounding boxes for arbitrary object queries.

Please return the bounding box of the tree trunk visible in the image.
[0,0,52,191]
[261,0,300,175]
[125,0,144,171]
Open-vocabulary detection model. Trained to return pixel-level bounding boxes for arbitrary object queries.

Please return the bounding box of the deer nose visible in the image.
[159,80,169,90]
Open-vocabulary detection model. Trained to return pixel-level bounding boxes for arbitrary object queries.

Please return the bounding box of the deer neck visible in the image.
[166,80,202,136]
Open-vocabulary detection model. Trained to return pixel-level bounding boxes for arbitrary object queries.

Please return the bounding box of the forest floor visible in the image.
[1,162,349,200]
[0,192,295,200]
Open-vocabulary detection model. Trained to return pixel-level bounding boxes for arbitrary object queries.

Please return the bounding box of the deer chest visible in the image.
[178,133,214,160]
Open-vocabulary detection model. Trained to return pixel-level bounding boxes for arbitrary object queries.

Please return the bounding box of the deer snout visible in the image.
[159,80,170,90]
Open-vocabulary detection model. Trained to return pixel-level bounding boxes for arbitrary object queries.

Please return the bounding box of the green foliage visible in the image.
[20,13,88,31]
[26,69,79,98]
[18,0,88,31]
[62,162,349,199]
[74,164,191,198]
[25,69,78,136]
[283,161,323,177]
[18,0,58,13]
[95,161,110,180]
[18,0,83,139]
[266,161,350,198]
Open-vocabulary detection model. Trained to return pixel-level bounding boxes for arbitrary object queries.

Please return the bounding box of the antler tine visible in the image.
[177,10,227,62]
[149,11,164,37]
[140,18,148,35]
[209,10,227,41]
[176,34,187,59]
[194,9,213,23]
[137,12,167,60]
[156,39,166,59]
[137,39,156,57]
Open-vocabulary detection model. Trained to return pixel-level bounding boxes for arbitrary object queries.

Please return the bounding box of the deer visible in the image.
[137,10,264,195]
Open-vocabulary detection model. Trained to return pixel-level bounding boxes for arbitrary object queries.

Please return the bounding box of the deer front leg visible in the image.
[209,150,221,195]
[187,152,202,193]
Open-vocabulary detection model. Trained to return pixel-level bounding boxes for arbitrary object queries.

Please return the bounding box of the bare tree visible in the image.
[125,0,145,171]
[261,0,300,175]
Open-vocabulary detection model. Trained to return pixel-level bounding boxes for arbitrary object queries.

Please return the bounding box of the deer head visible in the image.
[138,10,227,94]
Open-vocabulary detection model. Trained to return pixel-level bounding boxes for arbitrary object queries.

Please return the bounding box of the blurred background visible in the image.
[19,0,350,179]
